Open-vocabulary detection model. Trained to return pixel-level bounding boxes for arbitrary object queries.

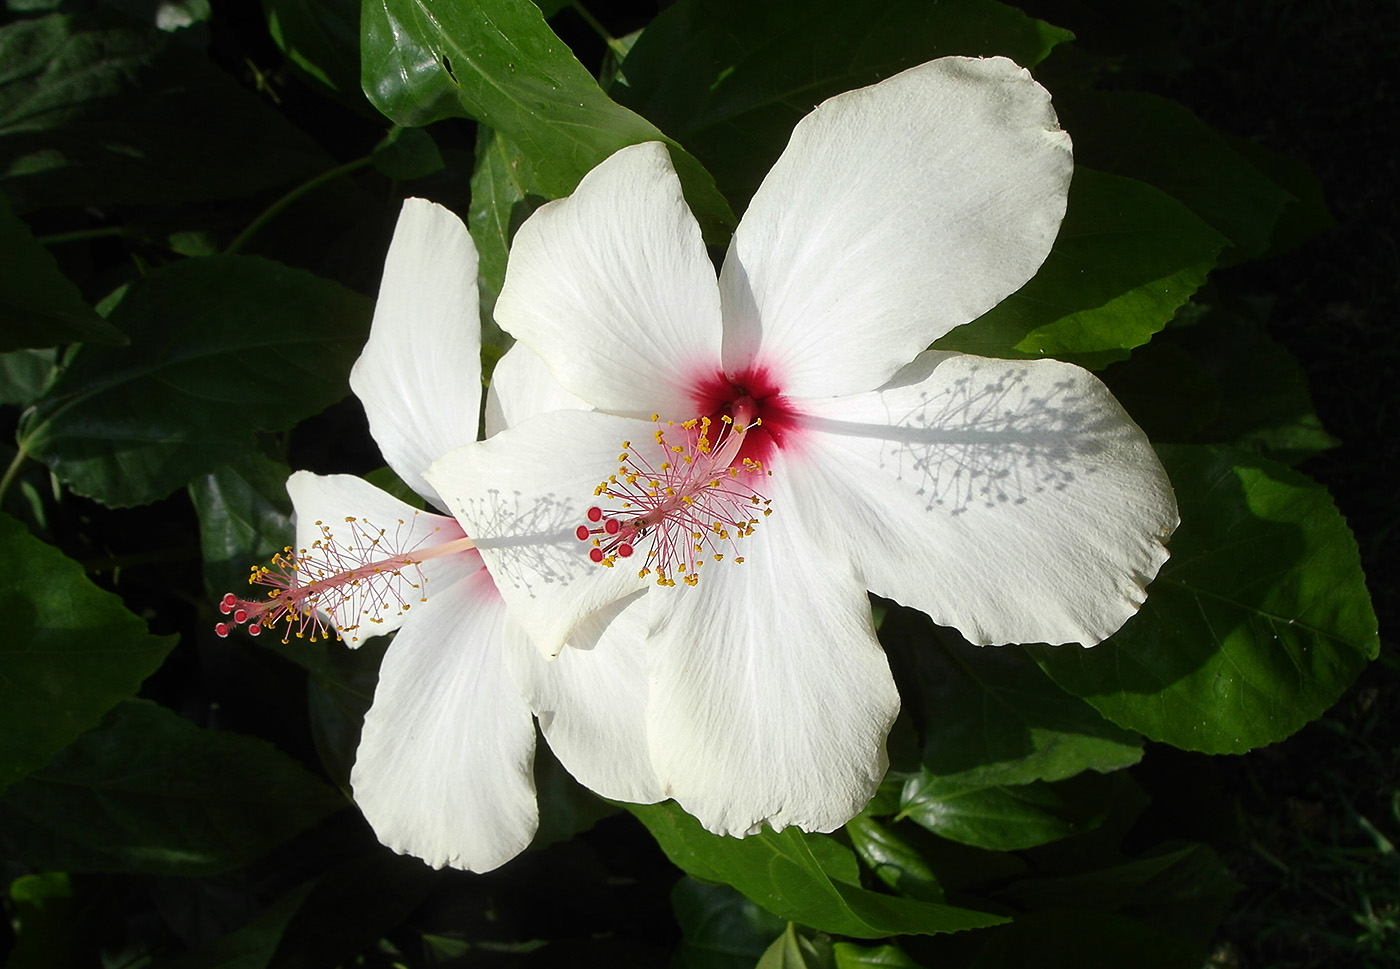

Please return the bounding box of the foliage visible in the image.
[0,0,1382,966]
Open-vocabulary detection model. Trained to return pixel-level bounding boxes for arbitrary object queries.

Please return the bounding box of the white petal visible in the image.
[484,340,591,438]
[793,352,1178,646]
[286,471,475,643]
[350,198,482,510]
[351,560,538,872]
[424,410,652,656]
[494,142,723,416]
[646,481,899,836]
[720,56,1073,398]
[505,597,664,803]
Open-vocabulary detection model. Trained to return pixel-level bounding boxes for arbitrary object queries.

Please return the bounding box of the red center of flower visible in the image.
[689,365,799,466]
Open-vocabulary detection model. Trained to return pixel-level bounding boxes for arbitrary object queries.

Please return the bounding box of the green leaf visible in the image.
[0,512,174,795]
[0,13,334,212]
[361,0,735,239]
[371,125,445,180]
[0,347,58,405]
[629,801,1009,938]
[833,942,926,969]
[934,169,1228,367]
[1103,309,1338,464]
[672,877,786,969]
[302,635,385,791]
[6,871,99,969]
[468,125,542,352]
[995,844,1237,949]
[616,0,1071,212]
[0,699,344,875]
[1055,91,1295,263]
[0,192,125,351]
[1032,445,1379,753]
[189,451,294,597]
[19,255,372,507]
[264,0,364,99]
[757,923,834,969]
[157,880,314,969]
[248,851,436,968]
[845,815,945,903]
[160,851,436,969]
[882,606,1142,791]
[1228,136,1334,256]
[897,771,1116,851]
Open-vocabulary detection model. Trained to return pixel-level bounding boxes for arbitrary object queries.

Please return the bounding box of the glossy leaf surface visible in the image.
[0,513,174,795]
[1034,445,1379,753]
[361,0,734,238]
[20,256,372,506]
[631,801,1009,938]
[0,699,344,874]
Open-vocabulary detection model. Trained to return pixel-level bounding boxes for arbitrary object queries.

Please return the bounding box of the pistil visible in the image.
[576,411,772,586]
[215,516,475,643]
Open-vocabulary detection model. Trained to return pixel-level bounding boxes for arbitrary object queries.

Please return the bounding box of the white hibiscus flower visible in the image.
[425,56,1179,838]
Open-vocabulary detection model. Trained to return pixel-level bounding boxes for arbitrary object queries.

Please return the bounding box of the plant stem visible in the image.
[37,226,127,246]
[569,0,630,58]
[0,446,28,507]
[224,155,375,256]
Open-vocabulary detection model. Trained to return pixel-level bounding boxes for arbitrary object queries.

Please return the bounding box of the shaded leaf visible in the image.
[617,0,1071,212]
[529,736,621,850]
[0,13,333,212]
[361,0,735,239]
[881,604,1142,791]
[6,872,99,969]
[1055,91,1294,263]
[968,909,1202,969]
[0,699,344,875]
[833,943,927,969]
[468,125,541,353]
[0,512,174,795]
[1228,136,1334,257]
[845,815,945,903]
[673,877,786,969]
[19,255,372,507]
[897,771,1117,851]
[1104,309,1337,464]
[161,850,436,969]
[0,347,58,405]
[0,192,124,351]
[189,451,294,597]
[1033,445,1379,753]
[264,0,363,99]
[629,801,1008,938]
[935,169,1228,367]
[158,880,313,969]
[996,843,1237,949]
[371,125,444,180]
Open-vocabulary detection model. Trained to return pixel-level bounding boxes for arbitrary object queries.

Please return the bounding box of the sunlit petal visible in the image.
[645,479,899,836]
[350,198,481,510]
[425,409,652,656]
[720,57,1073,398]
[351,562,538,871]
[792,352,1177,645]
[495,142,723,416]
